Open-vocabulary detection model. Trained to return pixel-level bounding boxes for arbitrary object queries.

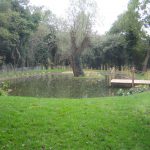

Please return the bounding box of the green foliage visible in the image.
[82,0,149,70]
[0,81,9,90]
[0,81,9,96]
[0,0,149,70]
[81,0,150,70]
[107,0,148,69]
[82,34,127,69]
[117,88,125,96]
[34,27,58,69]
[0,89,7,96]
[0,0,40,66]
[35,43,49,69]
[139,0,150,30]
[117,86,149,96]
[0,27,11,40]
[27,9,59,68]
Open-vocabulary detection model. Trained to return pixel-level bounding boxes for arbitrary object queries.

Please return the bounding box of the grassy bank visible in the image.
[0,69,105,82]
[0,68,66,81]
[0,92,150,149]
[0,68,150,82]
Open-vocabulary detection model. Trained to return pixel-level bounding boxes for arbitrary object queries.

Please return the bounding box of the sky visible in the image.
[29,0,130,35]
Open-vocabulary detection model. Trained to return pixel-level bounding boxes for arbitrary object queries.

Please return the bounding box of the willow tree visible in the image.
[67,0,97,77]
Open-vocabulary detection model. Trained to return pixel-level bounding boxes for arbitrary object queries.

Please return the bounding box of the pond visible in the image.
[9,74,119,98]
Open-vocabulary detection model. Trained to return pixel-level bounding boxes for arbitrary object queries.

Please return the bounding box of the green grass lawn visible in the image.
[0,93,150,150]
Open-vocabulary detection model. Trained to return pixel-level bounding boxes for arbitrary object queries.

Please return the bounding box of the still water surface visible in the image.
[9,74,118,98]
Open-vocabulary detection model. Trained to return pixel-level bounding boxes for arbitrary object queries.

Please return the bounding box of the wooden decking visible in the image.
[111,79,150,87]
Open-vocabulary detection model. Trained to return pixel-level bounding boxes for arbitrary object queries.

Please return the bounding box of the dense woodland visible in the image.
[0,0,150,76]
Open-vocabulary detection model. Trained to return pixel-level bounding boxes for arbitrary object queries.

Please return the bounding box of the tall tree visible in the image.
[29,9,58,69]
[109,0,145,69]
[67,0,97,76]
[0,0,40,68]
[139,0,150,71]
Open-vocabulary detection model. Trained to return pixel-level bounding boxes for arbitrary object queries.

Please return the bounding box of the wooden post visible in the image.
[109,68,112,86]
[109,67,115,87]
[101,65,102,70]
[131,67,135,87]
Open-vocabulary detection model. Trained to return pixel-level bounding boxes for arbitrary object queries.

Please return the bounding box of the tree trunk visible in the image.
[70,30,89,77]
[70,54,84,77]
[142,48,150,72]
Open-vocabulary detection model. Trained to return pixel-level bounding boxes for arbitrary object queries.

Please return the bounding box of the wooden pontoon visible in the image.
[111,79,150,87]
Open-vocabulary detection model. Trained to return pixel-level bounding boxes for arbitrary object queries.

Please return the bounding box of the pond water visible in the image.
[9,74,119,98]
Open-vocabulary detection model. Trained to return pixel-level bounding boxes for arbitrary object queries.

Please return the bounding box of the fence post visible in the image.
[109,67,115,86]
[131,67,135,87]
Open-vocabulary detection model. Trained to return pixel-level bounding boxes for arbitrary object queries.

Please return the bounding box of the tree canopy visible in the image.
[0,0,150,73]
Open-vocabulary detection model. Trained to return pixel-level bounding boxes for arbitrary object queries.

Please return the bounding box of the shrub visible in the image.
[0,88,8,96]
[0,81,10,96]
[117,86,149,96]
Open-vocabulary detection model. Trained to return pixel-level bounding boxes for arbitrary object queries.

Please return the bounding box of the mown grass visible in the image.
[0,92,150,150]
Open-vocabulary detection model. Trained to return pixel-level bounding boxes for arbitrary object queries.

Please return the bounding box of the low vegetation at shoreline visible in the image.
[0,68,66,81]
[0,69,106,81]
[0,68,149,81]
[0,92,150,149]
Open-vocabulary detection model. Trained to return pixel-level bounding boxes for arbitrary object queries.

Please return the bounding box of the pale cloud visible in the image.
[29,0,129,35]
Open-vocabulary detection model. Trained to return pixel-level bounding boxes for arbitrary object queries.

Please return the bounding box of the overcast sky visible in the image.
[29,0,129,35]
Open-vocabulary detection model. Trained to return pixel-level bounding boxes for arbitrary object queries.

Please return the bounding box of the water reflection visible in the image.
[9,74,117,98]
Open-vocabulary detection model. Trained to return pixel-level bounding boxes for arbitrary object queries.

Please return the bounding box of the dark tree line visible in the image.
[0,0,150,76]
[82,0,150,71]
[0,0,40,68]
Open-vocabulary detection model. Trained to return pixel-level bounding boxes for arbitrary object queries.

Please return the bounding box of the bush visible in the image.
[0,81,10,96]
[117,86,149,96]
[116,89,125,96]
[0,88,8,96]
